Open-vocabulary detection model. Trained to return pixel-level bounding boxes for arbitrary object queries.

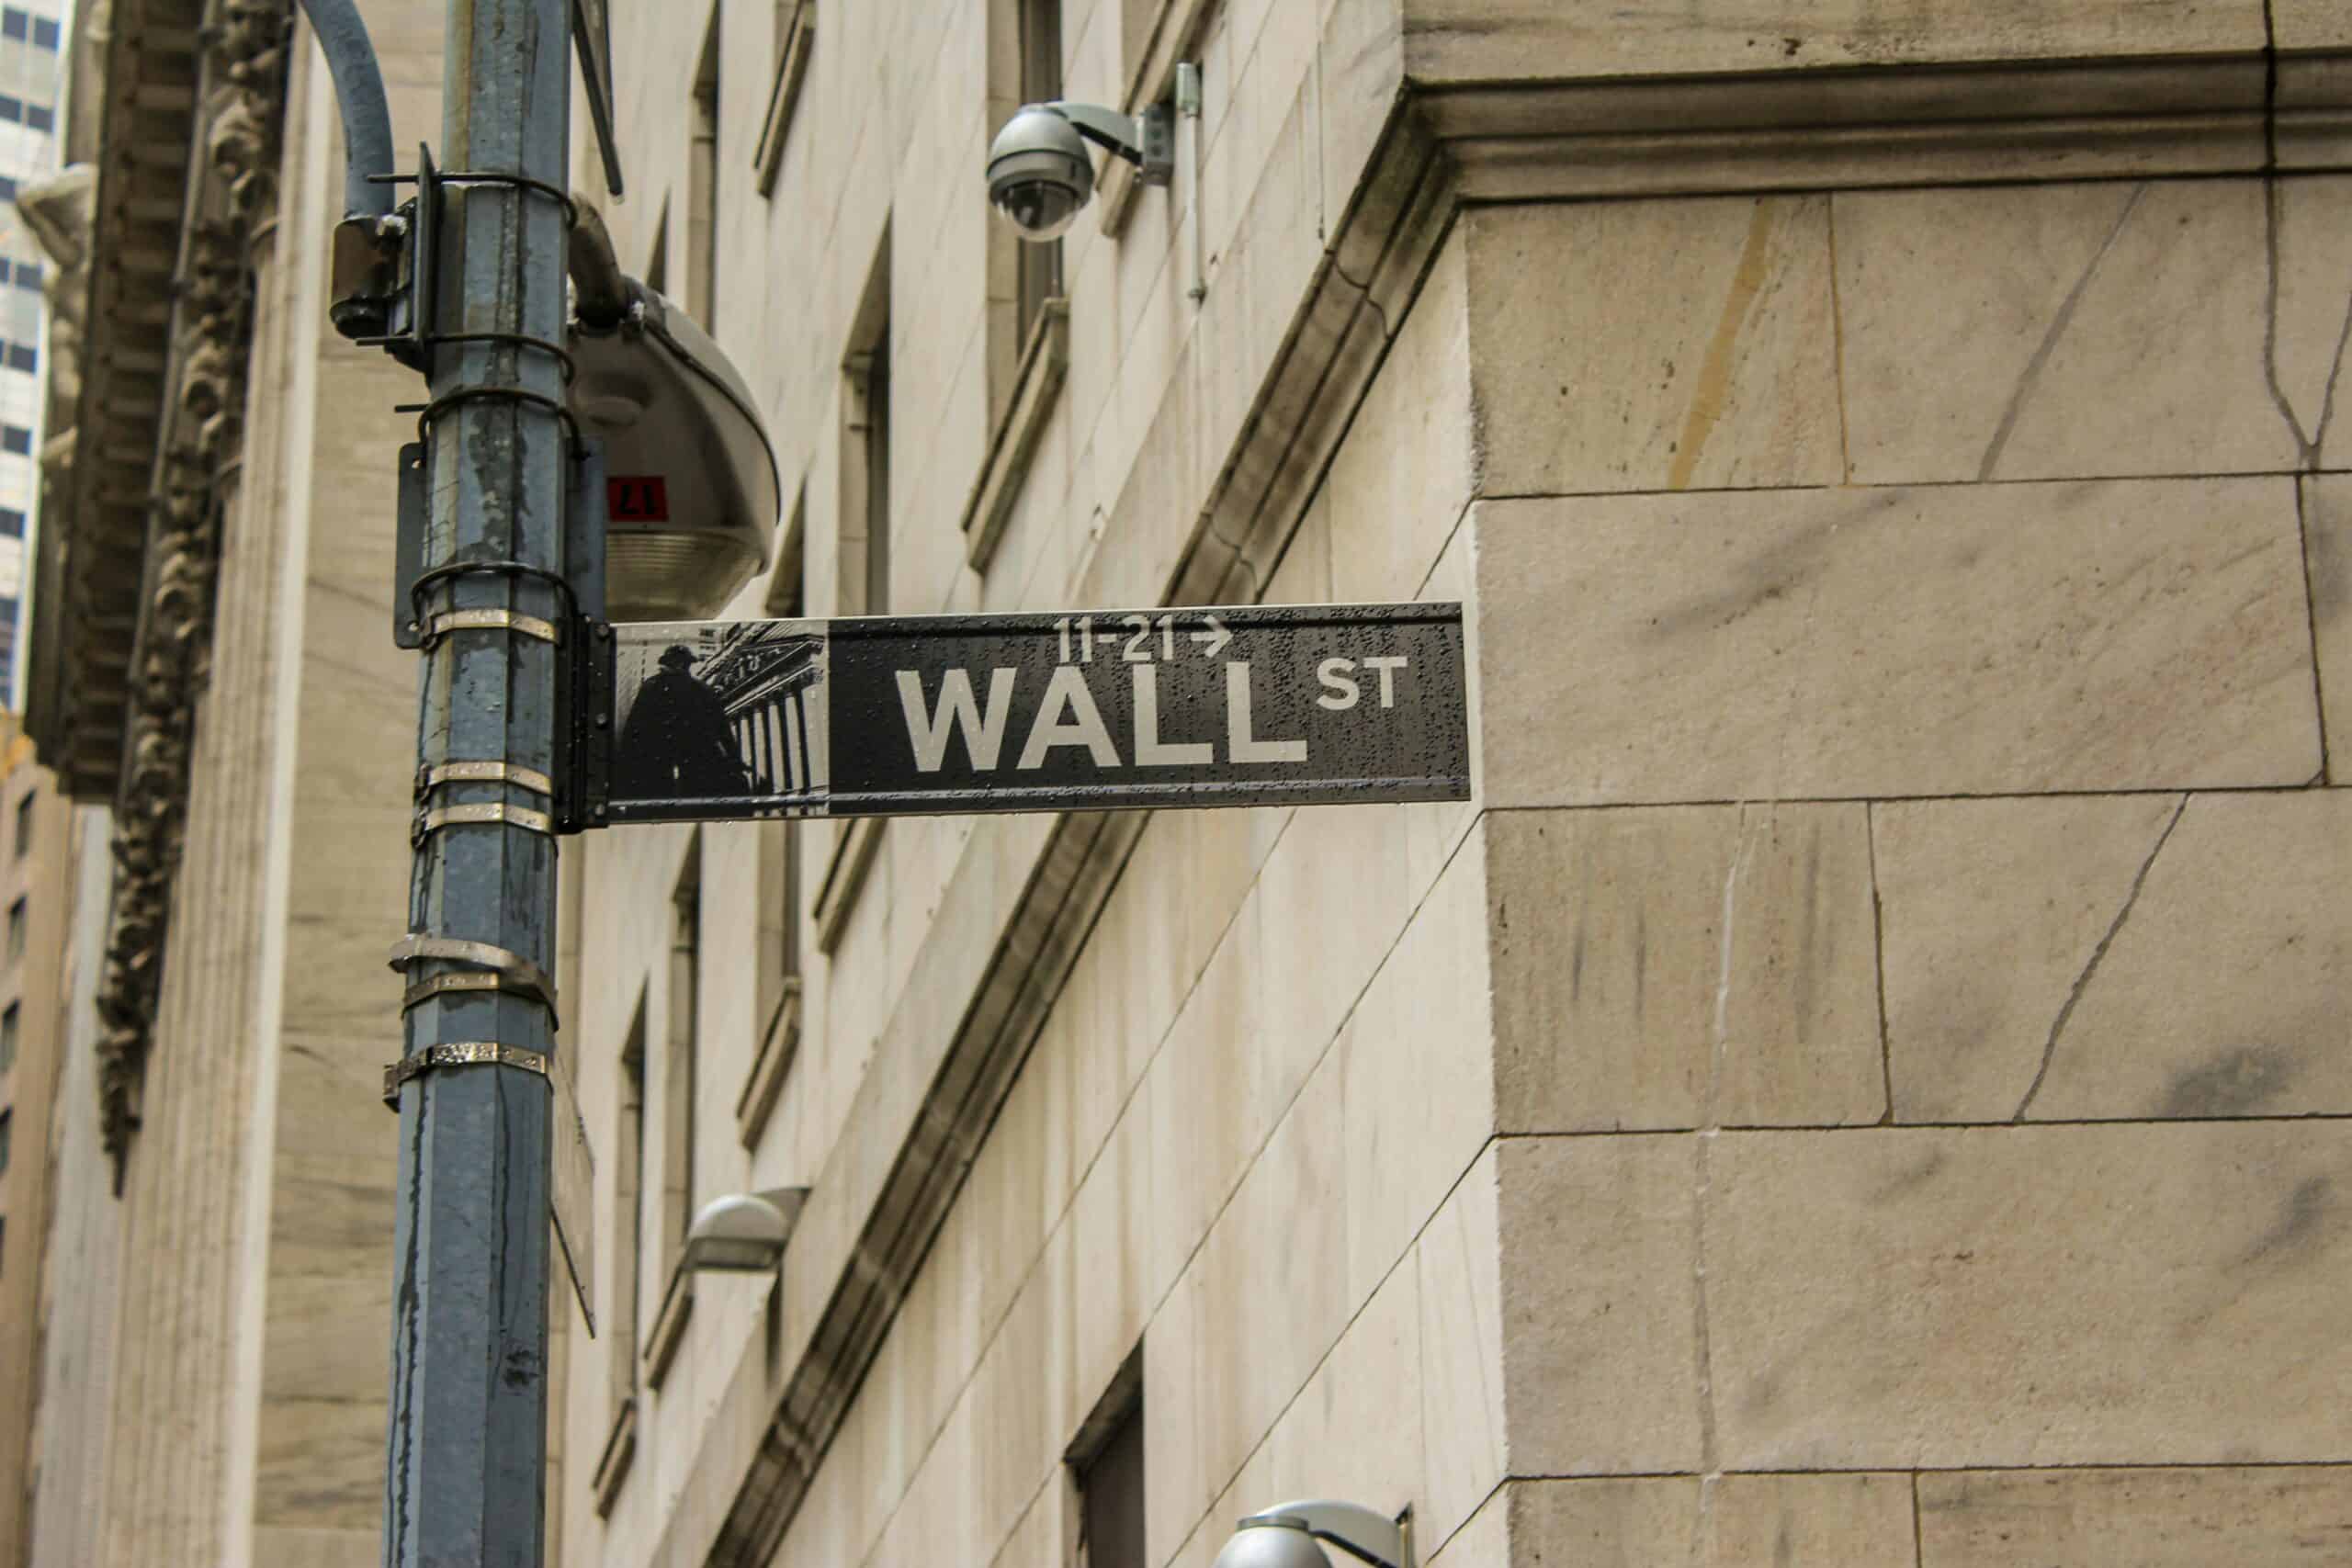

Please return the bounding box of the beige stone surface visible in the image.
[1465,197,1841,495]
[1493,1135,1703,1478]
[1340,830,1495,1308]
[2308,476,2352,782]
[1917,1465,2352,1566]
[1428,1484,1510,1568]
[1476,479,2322,806]
[1709,1123,2352,1468]
[2274,1,2352,51]
[1838,178,2352,484]
[1504,1473,1917,1566]
[1485,805,1883,1134]
[1403,0,2264,83]
[1883,791,2352,1123]
[1417,1145,1509,1547]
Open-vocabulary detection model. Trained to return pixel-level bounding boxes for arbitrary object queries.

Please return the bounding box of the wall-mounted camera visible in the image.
[986,98,1172,241]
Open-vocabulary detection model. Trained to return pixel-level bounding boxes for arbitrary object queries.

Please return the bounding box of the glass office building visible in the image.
[0,2,63,709]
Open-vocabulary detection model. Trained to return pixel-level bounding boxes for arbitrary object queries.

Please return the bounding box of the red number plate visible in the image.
[608,476,671,522]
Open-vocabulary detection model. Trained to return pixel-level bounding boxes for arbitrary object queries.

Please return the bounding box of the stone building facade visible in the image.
[17,2,2352,1568]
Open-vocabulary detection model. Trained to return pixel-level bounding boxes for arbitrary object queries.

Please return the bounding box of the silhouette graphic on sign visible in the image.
[616,645,752,798]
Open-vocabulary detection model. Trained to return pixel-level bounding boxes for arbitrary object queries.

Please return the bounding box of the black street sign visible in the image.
[589,603,1469,824]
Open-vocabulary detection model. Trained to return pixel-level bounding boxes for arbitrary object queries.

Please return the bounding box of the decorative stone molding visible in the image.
[81,0,289,1181]
[753,0,814,198]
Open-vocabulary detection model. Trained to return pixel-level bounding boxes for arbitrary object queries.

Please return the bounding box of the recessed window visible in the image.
[25,103,50,132]
[1015,0,1064,346]
[2,426,31,456]
[6,897,25,962]
[0,1000,16,1073]
[0,1108,11,1175]
[1,10,27,42]
[14,795,30,857]
[687,6,721,327]
[14,263,41,291]
[0,96,23,124]
[0,509,23,538]
[1071,1359,1146,1568]
[31,14,56,49]
[6,344,34,374]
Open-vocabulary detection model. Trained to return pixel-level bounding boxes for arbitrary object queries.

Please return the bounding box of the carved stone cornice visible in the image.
[70,0,289,1181]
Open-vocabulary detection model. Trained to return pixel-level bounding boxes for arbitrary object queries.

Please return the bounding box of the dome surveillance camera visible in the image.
[988,105,1096,241]
[986,98,1175,243]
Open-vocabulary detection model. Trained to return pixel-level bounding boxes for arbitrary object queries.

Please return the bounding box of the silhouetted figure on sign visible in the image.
[616,645,749,798]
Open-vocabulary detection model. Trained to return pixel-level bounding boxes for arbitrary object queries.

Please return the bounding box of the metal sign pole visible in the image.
[383,0,571,1561]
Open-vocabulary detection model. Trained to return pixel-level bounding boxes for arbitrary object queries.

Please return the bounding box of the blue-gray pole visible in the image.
[384,0,571,1562]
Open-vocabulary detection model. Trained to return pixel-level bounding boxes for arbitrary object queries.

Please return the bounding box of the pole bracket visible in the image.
[418,607,563,647]
[419,760,556,796]
[413,801,556,843]
[381,1041,551,1108]
[386,933,559,1014]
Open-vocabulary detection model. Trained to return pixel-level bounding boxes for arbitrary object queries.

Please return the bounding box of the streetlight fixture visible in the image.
[682,1188,809,1273]
[1212,1501,1415,1568]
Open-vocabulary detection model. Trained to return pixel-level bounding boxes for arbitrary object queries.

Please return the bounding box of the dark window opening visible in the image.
[1070,1353,1146,1568]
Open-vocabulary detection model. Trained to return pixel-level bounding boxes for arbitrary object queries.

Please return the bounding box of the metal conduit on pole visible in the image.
[381,0,571,1562]
[292,0,396,219]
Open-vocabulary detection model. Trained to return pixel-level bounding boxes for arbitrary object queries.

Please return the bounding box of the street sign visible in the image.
[588,603,1469,824]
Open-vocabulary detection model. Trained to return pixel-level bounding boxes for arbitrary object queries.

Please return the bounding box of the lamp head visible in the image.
[681,1189,808,1273]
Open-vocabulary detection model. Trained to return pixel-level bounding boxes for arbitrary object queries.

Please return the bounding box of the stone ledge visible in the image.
[642,1264,694,1390]
[735,977,802,1150]
[590,1397,637,1518]
[752,0,815,199]
[810,817,883,956]
[962,299,1069,572]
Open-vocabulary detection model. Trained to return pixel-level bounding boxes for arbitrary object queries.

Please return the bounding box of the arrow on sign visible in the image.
[1192,615,1232,658]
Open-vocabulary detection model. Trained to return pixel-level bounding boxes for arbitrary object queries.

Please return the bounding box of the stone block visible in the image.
[1486,805,1883,1134]
[2273,1,2352,51]
[1417,1145,1508,1547]
[1465,197,1841,495]
[1476,479,2322,806]
[1403,0,2263,83]
[1340,830,1494,1309]
[1917,1465,2352,1567]
[1491,1136,1704,1479]
[1837,178,2352,484]
[1325,235,1474,602]
[1502,1473,1915,1567]
[1881,791,2352,1123]
[1710,1123,2352,1469]
[2307,476,2352,782]
[1428,1485,1509,1568]
[1268,1256,1424,1523]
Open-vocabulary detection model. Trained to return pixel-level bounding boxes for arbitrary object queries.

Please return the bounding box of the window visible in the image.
[687,6,721,328]
[1070,1357,1146,1568]
[0,509,22,537]
[2,426,30,456]
[0,177,18,203]
[754,0,815,197]
[4,1002,19,1076]
[0,1108,11,1175]
[6,344,33,374]
[31,14,55,49]
[14,263,41,291]
[0,10,26,42]
[0,97,22,124]
[841,232,890,617]
[619,1009,647,1364]
[1016,0,1064,347]
[26,103,50,132]
[6,897,23,962]
[14,794,31,857]
[662,845,701,1275]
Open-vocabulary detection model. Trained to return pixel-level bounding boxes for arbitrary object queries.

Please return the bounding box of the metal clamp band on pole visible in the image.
[419,760,556,796]
[418,607,562,646]
[414,802,556,841]
[401,971,561,1029]
[381,1041,550,1109]
[385,933,559,1013]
